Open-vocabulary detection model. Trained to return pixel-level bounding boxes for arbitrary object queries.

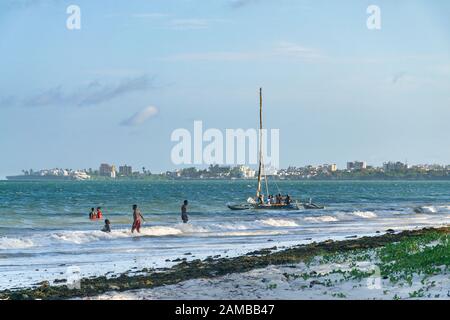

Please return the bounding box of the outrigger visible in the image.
[227,88,324,211]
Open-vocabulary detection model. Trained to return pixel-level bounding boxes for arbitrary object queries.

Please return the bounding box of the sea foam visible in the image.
[304,216,338,223]
[50,225,209,244]
[351,211,377,219]
[0,237,35,249]
[258,218,299,227]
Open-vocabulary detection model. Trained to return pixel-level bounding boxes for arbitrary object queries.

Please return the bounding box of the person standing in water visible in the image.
[96,207,103,219]
[131,204,145,233]
[181,200,189,223]
[89,208,96,220]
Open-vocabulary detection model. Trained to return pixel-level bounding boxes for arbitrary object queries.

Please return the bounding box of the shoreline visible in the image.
[1,225,449,300]
[2,178,450,182]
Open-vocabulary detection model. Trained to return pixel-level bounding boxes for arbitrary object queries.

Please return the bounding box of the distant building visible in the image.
[264,166,279,176]
[119,165,133,176]
[383,161,408,172]
[237,165,256,178]
[347,161,367,171]
[99,163,116,177]
[328,164,337,172]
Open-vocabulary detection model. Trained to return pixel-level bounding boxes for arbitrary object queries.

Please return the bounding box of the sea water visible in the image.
[0,180,449,290]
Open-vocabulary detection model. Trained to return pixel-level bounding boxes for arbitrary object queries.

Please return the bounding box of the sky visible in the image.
[0,0,449,178]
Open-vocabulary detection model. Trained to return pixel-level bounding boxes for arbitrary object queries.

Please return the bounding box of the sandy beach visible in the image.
[87,227,450,300]
[89,262,450,300]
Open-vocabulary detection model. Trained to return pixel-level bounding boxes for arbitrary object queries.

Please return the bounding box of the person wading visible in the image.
[181,200,189,223]
[131,204,145,233]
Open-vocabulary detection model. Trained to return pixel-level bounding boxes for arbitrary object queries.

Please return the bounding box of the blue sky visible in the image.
[0,0,449,177]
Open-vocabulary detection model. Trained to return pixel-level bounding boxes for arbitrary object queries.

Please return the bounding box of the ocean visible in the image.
[0,180,449,290]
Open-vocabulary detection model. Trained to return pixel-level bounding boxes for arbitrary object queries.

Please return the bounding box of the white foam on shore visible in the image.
[138,226,183,237]
[217,230,289,237]
[51,230,128,244]
[48,223,235,244]
[211,223,250,231]
[258,218,299,227]
[351,211,377,219]
[51,226,190,244]
[304,216,338,223]
[3,220,295,248]
[0,237,35,249]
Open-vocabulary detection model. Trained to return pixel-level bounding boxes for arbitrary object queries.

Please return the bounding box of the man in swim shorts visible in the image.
[131,204,145,233]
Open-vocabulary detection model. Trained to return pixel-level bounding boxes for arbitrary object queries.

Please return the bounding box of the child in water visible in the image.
[101,219,111,233]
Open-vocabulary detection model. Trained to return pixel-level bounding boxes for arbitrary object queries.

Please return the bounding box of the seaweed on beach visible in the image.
[0,226,448,300]
[378,231,450,284]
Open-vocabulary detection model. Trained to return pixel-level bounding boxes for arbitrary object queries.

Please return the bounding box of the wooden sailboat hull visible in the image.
[227,203,301,211]
[253,203,301,210]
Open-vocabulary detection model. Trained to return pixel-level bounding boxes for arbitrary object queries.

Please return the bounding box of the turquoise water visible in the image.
[0,180,449,289]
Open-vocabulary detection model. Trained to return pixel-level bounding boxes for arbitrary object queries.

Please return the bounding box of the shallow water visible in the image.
[0,180,449,289]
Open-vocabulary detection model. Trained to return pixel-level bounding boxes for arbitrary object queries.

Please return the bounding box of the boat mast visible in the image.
[256,88,263,199]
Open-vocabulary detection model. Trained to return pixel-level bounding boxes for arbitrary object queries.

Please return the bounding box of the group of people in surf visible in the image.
[131,200,189,233]
[88,207,111,233]
[88,200,189,234]
[257,193,291,206]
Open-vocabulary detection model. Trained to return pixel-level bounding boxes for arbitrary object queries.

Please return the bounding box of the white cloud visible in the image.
[16,75,154,108]
[121,106,159,126]
[165,42,321,61]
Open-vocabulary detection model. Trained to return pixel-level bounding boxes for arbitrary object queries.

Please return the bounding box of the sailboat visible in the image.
[227,88,322,211]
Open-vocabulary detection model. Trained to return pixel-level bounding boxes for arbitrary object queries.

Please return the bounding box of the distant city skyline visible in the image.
[4,159,449,177]
[1,1,449,179]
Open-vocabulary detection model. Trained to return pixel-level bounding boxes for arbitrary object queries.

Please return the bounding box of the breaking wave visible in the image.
[351,211,377,219]
[304,216,338,223]
[0,237,35,249]
[258,218,299,227]
[50,226,189,244]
